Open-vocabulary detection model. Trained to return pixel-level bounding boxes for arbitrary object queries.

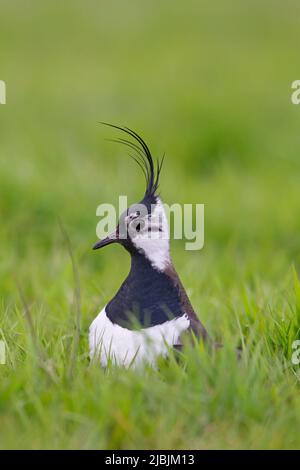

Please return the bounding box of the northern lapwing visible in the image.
[89,124,208,368]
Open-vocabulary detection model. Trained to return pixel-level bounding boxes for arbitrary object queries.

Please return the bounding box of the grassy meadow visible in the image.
[1,0,300,449]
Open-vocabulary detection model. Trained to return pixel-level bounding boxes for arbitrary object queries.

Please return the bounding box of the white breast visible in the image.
[89,307,190,368]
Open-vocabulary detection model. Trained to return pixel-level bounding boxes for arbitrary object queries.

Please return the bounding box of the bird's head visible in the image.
[93,125,170,271]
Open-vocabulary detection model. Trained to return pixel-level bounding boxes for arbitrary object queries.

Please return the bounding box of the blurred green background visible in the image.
[1,0,300,449]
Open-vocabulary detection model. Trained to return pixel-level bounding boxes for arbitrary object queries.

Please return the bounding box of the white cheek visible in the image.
[133,236,170,270]
[131,199,170,271]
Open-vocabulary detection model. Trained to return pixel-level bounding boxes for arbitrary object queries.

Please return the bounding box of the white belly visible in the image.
[89,307,190,368]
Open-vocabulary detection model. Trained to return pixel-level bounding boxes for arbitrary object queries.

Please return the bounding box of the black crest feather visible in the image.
[101,122,164,198]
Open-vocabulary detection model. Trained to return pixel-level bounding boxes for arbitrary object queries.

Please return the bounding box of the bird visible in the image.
[89,124,208,368]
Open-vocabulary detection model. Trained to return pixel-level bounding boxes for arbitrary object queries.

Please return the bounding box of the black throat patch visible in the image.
[106,252,183,329]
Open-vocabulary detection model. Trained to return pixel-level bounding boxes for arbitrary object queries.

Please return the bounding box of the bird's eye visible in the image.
[135,210,140,217]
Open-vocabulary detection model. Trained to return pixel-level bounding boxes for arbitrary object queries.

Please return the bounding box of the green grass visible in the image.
[1,0,300,449]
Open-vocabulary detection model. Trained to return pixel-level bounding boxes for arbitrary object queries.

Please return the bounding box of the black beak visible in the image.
[93,230,118,250]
